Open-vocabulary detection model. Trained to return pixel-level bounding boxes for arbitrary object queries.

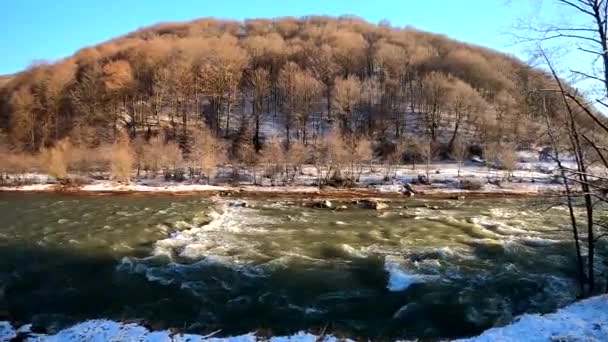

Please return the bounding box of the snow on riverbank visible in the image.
[456,295,608,341]
[1,296,606,341]
[0,159,570,197]
[0,320,346,341]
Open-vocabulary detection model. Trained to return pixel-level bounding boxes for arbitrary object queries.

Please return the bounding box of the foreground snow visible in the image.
[456,295,608,341]
[0,320,346,342]
[0,160,571,197]
[1,295,606,341]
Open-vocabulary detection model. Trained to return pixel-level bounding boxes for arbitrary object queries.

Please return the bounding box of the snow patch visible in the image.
[457,295,608,342]
[0,321,16,341]
[0,319,351,342]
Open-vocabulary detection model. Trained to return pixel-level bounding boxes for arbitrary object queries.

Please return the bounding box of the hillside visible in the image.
[0,74,13,90]
[0,16,567,154]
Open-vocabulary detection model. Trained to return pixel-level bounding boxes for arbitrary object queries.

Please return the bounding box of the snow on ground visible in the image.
[0,320,347,342]
[0,157,578,196]
[456,295,608,342]
[0,321,16,341]
[82,182,229,193]
[1,295,606,341]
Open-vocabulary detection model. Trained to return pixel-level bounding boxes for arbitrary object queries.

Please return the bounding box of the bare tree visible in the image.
[421,72,450,142]
[190,125,225,183]
[278,62,300,147]
[343,134,373,183]
[261,136,286,185]
[516,0,608,295]
[445,78,487,152]
[247,68,271,151]
[333,75,362,134]
[293,71,321,144]
[450,135,468,177]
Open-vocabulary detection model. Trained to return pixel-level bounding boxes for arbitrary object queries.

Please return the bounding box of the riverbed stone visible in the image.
[312,200,333,208]
[357,199,389,210]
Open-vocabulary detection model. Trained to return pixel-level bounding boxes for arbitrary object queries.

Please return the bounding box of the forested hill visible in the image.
[0,16,572,156]
[0,75,12,87]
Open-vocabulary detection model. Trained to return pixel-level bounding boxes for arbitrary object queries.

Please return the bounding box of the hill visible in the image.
[0,74,12,87]
[0,16,571,158]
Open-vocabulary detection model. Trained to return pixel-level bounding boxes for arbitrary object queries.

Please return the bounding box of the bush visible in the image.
[58,175,92,190]
[110,135,134,183]
[326,171,355,188]
[44,139,71,179]
[461,179,484,190]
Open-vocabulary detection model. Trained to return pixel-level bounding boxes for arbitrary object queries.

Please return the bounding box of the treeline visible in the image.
[0,16,597,173]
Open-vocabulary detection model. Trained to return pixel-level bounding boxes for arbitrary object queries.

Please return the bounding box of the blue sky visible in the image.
[0,0,560,75]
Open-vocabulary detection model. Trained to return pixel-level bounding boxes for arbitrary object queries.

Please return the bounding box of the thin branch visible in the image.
[582,133,608,168]
[570,69,607,84]
[563,93,608,134]
[557,0,596,16]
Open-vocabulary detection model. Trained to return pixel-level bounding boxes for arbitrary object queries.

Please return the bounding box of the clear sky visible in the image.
[0,0,559,75]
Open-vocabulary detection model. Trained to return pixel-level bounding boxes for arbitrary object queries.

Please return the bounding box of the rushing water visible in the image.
[0,193,604,340]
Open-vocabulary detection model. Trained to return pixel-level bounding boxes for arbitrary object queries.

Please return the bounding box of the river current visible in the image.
[0,193,602,340]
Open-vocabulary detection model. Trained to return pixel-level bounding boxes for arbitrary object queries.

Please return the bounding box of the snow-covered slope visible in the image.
[456,295,608,342]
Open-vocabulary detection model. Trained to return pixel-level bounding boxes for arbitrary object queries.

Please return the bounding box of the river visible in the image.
[0,193,601,340]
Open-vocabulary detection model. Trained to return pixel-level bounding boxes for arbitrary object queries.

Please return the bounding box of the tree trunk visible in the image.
[254,114,261,151]
[225,101,231,138]
[448,118,461,153]
[326,86,331,120]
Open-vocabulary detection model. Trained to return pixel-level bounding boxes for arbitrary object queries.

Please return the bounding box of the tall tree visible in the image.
[333,75,362,134]
[247,68,271,150]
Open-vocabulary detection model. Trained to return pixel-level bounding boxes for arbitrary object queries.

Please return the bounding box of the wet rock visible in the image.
[402,183,417,197]
[417,174,429,184]
[403,183,417,193]
[399,212,416,219]
[357,199,389,210]
[423,204,440,210]
[312,200,333,209]
[335,205,348,211]
[375,202,389,210]
[228,201,249,207]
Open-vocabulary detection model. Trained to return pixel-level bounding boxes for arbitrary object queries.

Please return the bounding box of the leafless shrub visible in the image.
[461,179,484,190]
[110,133,133,183]
[190,126,225,183]
[261,136,286,185]
[43,139,72,179]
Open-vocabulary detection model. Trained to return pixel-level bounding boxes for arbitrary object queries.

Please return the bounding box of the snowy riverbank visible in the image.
[0,160,569,198]
[456,294,608,341]
[1,295,606,341]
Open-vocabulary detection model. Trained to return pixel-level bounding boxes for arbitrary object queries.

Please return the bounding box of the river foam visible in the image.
[152,201,274,263]
[384,255,438,291]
